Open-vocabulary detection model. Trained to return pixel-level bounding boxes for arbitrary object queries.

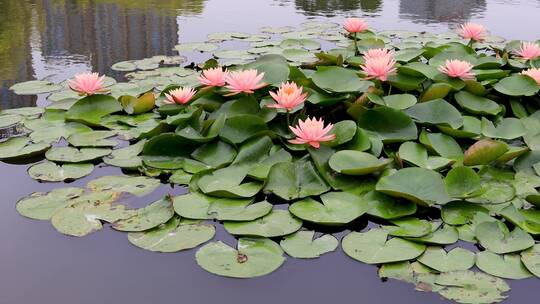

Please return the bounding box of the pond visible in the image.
[1,1,540,304]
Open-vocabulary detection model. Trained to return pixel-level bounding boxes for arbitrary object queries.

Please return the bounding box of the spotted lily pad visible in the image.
[342,228,426,264]
[16,187,84,220]
[280,230,338,259]
[223,209,302,237]
[435,270,510,304]
[196,238,285,278]
[520,244,540,278]
[87,175,160,197]
[28,161,94,182]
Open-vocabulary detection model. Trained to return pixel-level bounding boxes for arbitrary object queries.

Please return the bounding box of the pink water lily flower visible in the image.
[438,59,475,80]
[361,55,397,81]
[267,82,308,111]
[343,18,369,33]
[458,23,486,41]
[198,67,228,87]
[164,87,196,104]
[516,42,540,61]
[289,117,336,149]
[363,48,394,60]
[225,69,268,95]
[522,68,540,84]
[68,72,106,95]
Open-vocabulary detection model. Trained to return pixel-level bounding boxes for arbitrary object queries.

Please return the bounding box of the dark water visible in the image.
[1,1,540,303]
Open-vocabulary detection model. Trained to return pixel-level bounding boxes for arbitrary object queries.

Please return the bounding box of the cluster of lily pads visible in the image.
[3,20,540,304]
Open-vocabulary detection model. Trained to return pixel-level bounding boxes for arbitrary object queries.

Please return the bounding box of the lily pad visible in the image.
[128,217,215,252]
[173,192,272,221]
[112,196,175,232]
[476,251,533,279]
[357,106,418,143]
[289,191,370,225]
[455,91,502,116]
[342,228,426,264]
[417,247,475,272]
[444,166,482,198]
[435,270,510,304]
[45,146,111,163]
[9,80,62,95]
[475,221,534,254]
[103,140,146,169]
[87,175,160,197]
[494,74,539,96]
[264,159,329,200]
[28,161,94,182]
[521,244,540,279]
[329,150,390,175]
[376,167,451,206]
[312,66,372,93]
[406,98,463,129]
[280,230,338,259]
[65,94,123,126]
[16,187,84,220]
[67,130,118,147]
[463,139,509,166]
[364,190,417,220]
[195,238,285,278]
[0,137,51,161]
[223,209,302,237]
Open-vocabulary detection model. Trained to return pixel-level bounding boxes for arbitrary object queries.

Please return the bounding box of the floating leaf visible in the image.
[264,159,329,200]
[417,247,475,272]
[223,209,302,237]
[280,230,338,259]
[0,137,50,160]
[364,190,417,220]
[312,66,372,93]
[103,140,146,169]
[406,98,463,129]
[342,228,426,264]
[289,191,370,225]
[112,196,175,232]
[521,244,540,279]
[67,130,118,147]
[454,91,501,115]
[16,187,84,220]
[173,192,272,221]
[475,221,534,254]
[28,161,94,182]
[444,166,482,198]
[329,150,390,175]
[87,175,160,197]
[476,251,533,279]
[9,80,61,95]
[435,270,510,304]
[196,238,285,278]
[463,139,508,166]
[494,74,539,96]
[65,94,122,126]
[45,146,111,163]
[357,106,418,143]
[441,201,489,225]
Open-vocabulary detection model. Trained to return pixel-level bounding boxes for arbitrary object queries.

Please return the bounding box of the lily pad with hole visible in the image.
[223,209,302,237]
[289,191,370,225]
[342,228,426,264]
[196,237,285,278]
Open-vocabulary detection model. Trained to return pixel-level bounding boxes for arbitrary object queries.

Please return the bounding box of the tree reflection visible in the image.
[287,0,382,16]
[0,0,205,109]
[399,0,486,24]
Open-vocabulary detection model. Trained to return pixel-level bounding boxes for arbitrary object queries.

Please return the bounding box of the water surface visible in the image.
[1,1,540,303]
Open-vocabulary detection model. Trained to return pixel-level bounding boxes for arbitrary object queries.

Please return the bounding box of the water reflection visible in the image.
[0,0,205,109]
[282,0,382,16]
[399,0,486,24]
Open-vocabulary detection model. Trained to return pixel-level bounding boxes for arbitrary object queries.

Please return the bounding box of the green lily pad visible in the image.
[67,130,118,147]
[312,66,372,93]
[45,146,111,163]
[357,106,418,143]
[342,228,426,264]
[51,191,132,237]
[16,187,84,220]
[435,270,510,304]
[419,82,453,102]
[9,80,62,95]
[417,247,476,272]
[172,192,272,221]
[223,209,302,237]
[494,74,539,96]
[444,166,482,198]
[141,133,194,169]
[406,223,459,245]
[476,251,533,279]
[455,91,501,116]
[112,196,175,232]
[28,161,94,182]
[441,201,489,225]
[87,175,160,197]
[329,150,390,175]
[264,159,329,200]
[128,217,215,252]
[481,117,526,140]
[520,244,540,279]
[280,230,338,259]
[0,137,51,161]
[195,238,285,278]
[406,98,463,129]
[364,190,417,220]
[103,140,146,169]
[65,94,123,126]
[398,141,453,170]
[475,221,534,254]
[289,191,370,225]
[383,217,432,238]
[376,167,451,206]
